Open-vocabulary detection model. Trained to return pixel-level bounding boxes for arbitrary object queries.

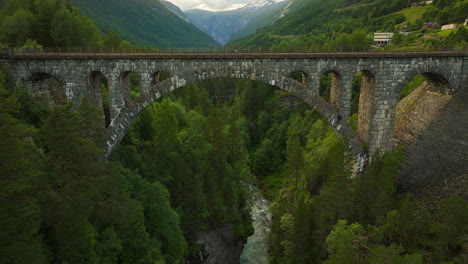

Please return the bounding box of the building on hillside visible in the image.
[410,1,432,8]
[441,24,457,31]
[373,32,394,46]
[423,21,439,30]
[399,25,410,31]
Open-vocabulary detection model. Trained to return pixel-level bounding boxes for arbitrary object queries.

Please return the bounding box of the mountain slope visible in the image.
[228,0,468,46]
[185,0,289,45]
[70,0,218,47]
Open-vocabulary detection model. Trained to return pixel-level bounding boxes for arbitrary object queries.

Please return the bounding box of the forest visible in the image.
[1,0,467,263]
[2,63,467,262]
[0,0,131,48]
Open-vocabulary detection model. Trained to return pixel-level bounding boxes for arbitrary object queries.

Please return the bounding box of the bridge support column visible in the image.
[336,72,353,120]
[366,77,394,155]
[67,81,83,107]
[107,74,124,124]
[139,72,152,95]
[87,73,104,112]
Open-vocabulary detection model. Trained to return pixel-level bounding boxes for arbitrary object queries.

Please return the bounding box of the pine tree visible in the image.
[41,104,101,263]
[0,74,48,263]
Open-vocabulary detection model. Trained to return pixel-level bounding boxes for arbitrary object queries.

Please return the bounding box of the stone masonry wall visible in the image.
[329,72,341,110]
[357,71,375,145]
[10,55,466,165]
[398,84,467,192]
[393,82,453,149]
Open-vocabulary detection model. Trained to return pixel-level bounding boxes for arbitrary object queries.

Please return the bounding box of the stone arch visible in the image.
[355,69,375,146]
[399,70,452,95]
[319,69,342,109]
[151,71,171,86]
[289,70,308,86]
[88,71,111,127]
[392,70,453,150]
[120,71,141,103]
[105,70,366,168]
[27,72,67,105]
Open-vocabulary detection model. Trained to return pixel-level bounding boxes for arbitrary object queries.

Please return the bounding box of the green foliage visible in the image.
[265,101,465,264]
[21,38,43,50]
[349,113,358,132]
[443,26,468,46]
[400,74,425,99]
[0,68,190,263]
[355,148,406,225]
[231,0,467,49]
[0,0,102,47]
[0,8,34,46]
[324,220,367,264]
[69,0,219,47]
[319,73,332,102]
[112,83,255,250]
[0,71,48,263]
[51,6,100,47]
[350,72,362,116]
[103,32,121,48]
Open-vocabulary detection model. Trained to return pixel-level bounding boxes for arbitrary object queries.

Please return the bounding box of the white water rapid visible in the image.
[240,185,272,264]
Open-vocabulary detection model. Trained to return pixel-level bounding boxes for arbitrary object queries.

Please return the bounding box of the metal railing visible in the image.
[1,45,466,59]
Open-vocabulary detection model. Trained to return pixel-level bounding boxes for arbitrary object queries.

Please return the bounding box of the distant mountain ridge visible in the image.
[70,0,218,47]
[183,0,290,45]
[227,0,468,47]
[241,0,277,9]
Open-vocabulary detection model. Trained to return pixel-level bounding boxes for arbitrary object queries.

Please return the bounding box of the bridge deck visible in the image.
[2,51,467,60]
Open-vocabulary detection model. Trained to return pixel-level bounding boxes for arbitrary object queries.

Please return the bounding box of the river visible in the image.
[240,185,272,264]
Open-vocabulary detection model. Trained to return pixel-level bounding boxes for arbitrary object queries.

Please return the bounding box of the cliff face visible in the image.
[396,82,468,208]
[187,224,246,264]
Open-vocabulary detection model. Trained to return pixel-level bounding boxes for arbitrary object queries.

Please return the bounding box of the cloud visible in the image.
[167,0,253,11]
[192,3,248,11]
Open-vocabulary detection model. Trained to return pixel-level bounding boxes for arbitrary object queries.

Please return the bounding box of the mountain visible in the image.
[227,0,468,47]
[70,0,218,47]
[160,0,191,23]
[184,0,289,45]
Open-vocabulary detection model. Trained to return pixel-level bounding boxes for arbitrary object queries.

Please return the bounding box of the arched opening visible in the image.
[121,71,141,101]
[289,70,308,86]
[393,72,452,149]
[106,78,362,263]
[151,71,171,86]
[106,73,365,160]
[88,71,111,127]
[351,70,375,146]
[28,73,67,105]
[319,71,341,108]
[395,73,466,191]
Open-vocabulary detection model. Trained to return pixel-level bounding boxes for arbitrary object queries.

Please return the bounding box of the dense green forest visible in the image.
[228,0,468,49]
[0,65,192,263]
[1,0,467,263]
[69,0,218,47]
[1,66,467,263]
[0,0,217,48]
[0,0,104,48]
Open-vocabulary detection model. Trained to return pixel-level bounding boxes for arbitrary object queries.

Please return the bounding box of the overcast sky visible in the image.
[166,0,281,11]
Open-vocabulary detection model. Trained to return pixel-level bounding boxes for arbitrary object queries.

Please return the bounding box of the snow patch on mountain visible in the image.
[242,0,276,9]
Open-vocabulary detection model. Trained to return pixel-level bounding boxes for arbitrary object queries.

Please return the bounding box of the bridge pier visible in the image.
[336,71,353,120]
[139,73,152,95]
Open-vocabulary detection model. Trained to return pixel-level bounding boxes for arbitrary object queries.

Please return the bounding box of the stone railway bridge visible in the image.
[2,51,467,171]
